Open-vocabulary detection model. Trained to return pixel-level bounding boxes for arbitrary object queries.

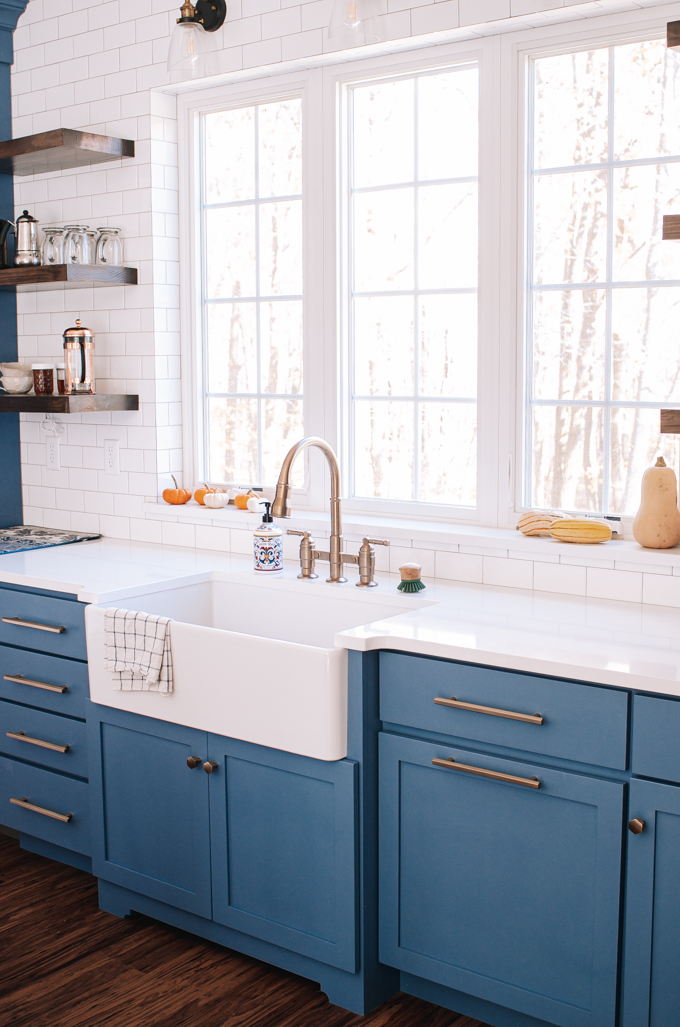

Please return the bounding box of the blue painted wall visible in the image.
[0,0,30,529]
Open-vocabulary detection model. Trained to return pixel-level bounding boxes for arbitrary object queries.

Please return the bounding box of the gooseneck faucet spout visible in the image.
[271,436,347,582]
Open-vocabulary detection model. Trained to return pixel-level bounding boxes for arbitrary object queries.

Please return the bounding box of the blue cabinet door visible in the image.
[209,734,358,972]
[621,778,680,1027]
[379,732,623,1027]
[88,707,211,918]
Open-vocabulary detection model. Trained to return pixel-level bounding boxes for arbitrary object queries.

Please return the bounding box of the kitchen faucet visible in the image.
[271,436,388,585]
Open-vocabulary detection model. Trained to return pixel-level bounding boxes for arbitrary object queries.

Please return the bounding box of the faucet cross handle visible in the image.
[364,538,390,546]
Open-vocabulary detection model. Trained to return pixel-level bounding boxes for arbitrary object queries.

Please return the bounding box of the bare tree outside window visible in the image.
[528,40,680,515]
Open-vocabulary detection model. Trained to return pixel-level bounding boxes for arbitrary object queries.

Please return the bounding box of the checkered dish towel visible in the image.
[104,609,174,694]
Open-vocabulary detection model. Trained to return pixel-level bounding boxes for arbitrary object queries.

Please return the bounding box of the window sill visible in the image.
[142,502,680,571]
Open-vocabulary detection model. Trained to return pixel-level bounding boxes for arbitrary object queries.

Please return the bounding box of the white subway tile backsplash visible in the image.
[483,555,533,590]
[435,551,483,583]
[587,567,643,604]
[533,561,586,597]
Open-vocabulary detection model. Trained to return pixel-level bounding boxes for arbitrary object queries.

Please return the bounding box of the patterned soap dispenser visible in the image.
[253,501,283,572]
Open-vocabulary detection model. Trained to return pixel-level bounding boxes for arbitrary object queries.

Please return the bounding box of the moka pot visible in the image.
[14,210,40,266]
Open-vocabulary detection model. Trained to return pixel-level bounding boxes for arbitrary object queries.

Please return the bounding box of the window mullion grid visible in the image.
[255,104,263,486]
[602,46,616,516]
[200,114,211,482]
[348,87,356,501]
[413,76,420,504]
[525,57,537,509]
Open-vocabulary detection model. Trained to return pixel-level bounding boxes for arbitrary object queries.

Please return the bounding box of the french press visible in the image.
[63,319,95,395]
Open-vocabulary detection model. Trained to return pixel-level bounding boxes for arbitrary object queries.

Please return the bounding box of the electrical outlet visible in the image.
[104,439,120,476]
[46,437,60,471]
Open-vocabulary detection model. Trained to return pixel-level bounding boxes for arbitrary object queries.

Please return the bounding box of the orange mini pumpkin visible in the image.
[162,475,191,505]
[234,489,259,510]
[194,483,224,506]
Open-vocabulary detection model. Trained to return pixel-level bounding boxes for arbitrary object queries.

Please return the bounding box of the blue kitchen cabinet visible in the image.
[208,734,358,972]
[88,706,212,917]
[379,731,624,1027]
[621,779,680,1027]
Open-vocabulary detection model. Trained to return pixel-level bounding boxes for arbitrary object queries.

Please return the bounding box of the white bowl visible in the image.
[0,362,32,376]
[0,376,33,393]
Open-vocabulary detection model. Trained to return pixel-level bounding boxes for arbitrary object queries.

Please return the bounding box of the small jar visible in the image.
[32,363,55,395]
[41,227,65,265]
[63,225,93,265]
[55,362,66,394]
[95,227,123,266]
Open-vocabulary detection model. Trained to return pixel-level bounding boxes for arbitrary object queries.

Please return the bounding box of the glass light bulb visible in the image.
[327,0,381,44]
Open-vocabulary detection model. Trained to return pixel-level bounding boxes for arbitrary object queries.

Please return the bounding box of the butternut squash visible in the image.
[632,457,680,549]
[549,518,612,544]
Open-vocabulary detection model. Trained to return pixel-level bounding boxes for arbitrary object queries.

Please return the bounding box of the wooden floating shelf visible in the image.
[0,128,134,177]
[0,264,138,290]
[660,410,680,433]
[0,395,139,414]
[662,215,680,240]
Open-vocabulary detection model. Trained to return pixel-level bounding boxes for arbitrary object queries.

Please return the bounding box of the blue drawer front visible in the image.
[0,645,89,718]
[0,587,87,660]
[632,694,680,784]
[0,754,90,855]
[0,699,88,778]
[380,652,629,770]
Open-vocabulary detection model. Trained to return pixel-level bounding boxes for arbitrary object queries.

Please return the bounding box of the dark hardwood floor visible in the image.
[0,835,489,1027]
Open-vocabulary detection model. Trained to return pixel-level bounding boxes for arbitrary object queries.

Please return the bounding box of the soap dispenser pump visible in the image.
[254,501,283,572]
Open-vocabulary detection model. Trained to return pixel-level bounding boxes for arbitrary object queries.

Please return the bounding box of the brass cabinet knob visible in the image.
[628,818,646,835]
[186,756,202,769]
[203,761,218,774]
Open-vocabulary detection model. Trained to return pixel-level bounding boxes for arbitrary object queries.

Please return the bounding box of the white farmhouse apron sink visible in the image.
[85,572,433,760]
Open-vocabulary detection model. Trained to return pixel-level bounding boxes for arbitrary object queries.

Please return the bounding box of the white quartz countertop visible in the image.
[1,537,680,696]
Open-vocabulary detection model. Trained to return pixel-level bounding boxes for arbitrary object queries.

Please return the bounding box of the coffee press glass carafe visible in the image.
[63,319,95,394]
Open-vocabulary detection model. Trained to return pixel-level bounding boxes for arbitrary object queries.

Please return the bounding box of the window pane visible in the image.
[205,107,255,204]
[260,300,303,395]
[533,171,607,285]
[533,49,609,170]
[352,79,414,189]
[531,405,604,512]
[259,200,303,296]
[202,99,303,486]
[262,399,304,487]
[420,403,476,505]
[207,302,257,393]
[611,287,680,402]
[614,41,680,162]
[208,397,258,482]
[349,66,478,508]
[206,207,256,299]
[354,400,414,500]
[353,189,414,292]
[353,296,414,396]
[419,294,476,399]
[612,163,680,282]
[532,290,606,402]
[529,42,680,515]
[259,99,302,199]
[610,406,680,515]
[419,68,478,180]
[419,182,477,290]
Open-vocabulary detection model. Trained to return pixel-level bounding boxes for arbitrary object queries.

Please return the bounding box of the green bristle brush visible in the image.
[398,562,426,593]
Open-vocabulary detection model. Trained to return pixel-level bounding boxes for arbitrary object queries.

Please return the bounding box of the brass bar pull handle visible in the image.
[6,731,69,753]
[2,616,65,634]
[10,797,72,822]
[628,818,645,834]
[434,696,544,725]
[4,674,67,694]
[432,756,540,789]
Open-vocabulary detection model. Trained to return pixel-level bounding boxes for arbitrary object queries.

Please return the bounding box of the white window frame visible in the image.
[499,3,680,530]
[177,2,680,531]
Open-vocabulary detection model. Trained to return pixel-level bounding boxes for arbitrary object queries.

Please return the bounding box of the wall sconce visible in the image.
[328,0,381,45]
[167,0,227,80]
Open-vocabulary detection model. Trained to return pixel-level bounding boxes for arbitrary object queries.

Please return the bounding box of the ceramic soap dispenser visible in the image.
[254,501,283,572]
